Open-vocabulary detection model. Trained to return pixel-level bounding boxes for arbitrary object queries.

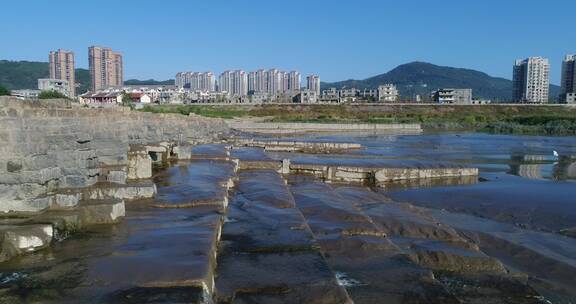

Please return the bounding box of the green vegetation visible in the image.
[0,85,10,96]
[139,104,576,135]
[121,92,136,109]
[38,90,69,99]
[140,105,249,119]
[75,68,91,95]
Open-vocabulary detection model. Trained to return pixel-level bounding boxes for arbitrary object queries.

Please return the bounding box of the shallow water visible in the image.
[262,132,576,233]
[1,132,575,303]
[0,161,234,303]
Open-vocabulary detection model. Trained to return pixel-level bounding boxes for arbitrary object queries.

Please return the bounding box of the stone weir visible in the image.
[227,121,423,135]
[231,152,478,187]
[0,97,230,261]
[233,138,363,153]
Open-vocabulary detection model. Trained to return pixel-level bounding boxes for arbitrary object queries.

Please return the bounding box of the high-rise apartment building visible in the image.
[307,75,321,95]
[176,72,215,91]
[219,70,248,96]
[255,69,267,93]
[266,69,281,94]
[288,71,301,91]
[49,49,75,97]
[248,71,256,93]
[88,46,123,91]
[247,69,302,94]
[512,57,550,103]
[560,54,576,103]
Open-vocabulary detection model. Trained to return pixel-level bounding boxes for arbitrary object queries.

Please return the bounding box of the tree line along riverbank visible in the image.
[139,104,576,136]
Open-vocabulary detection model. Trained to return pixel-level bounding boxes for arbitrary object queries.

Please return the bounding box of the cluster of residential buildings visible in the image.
[315,85,399,103]
[173,69,321,103]
[11,45,576,106]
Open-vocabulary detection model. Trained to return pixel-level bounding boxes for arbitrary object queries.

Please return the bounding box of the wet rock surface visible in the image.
[1,121,576,303]
[0,160,235,303]
[289,180,556,303]
[215,170,351,304]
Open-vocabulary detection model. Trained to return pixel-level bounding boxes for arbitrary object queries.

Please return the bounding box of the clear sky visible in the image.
[1,0,574,84]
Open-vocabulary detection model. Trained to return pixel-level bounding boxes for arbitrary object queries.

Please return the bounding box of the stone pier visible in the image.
[237,159,478,187]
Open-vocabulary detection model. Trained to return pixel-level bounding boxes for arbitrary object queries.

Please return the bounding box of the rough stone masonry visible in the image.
[0,97,230,213]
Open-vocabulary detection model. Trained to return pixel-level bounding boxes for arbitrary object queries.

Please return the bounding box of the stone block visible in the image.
[127,150,152,180]
[172,145,192,160]
[77,199,126,224]
[0,224,53,262]
[107,170,127,184]
[84,182,157,201]
[6,160,22,173]
[55,193,82,208]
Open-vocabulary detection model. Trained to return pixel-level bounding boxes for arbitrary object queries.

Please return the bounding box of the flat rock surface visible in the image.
[215,169,351,304]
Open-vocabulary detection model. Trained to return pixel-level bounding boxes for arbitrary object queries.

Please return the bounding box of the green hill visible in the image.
[124,79,174,86]
[322,62,561,102]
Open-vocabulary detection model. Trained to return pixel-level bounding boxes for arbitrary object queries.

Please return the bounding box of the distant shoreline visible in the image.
[140,103,576,136]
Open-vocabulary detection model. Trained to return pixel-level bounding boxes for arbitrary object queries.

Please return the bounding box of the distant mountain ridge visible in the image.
[322,62,560,101]
[124,79,174,86]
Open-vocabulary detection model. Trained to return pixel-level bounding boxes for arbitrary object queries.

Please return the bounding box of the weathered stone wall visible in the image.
[0,97,229,212]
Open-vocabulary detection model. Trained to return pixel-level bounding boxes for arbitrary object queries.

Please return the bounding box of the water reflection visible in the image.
[554,157,576,180]
[508,154,547,179]
[509,154,576,180]
[383,175,478,191]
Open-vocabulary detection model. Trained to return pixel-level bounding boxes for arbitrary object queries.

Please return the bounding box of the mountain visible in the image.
[75,68,91,94]
[322,62,561,101]
[124,79,174,86]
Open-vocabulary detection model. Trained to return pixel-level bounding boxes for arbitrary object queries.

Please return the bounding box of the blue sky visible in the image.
[1,0,574,84]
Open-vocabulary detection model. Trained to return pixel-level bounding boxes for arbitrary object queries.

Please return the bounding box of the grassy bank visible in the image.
[140,104,576,135]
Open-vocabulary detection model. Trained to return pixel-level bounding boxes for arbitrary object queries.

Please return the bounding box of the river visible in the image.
[0,132,575,303]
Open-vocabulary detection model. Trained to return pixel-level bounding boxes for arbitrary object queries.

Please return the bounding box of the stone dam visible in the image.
[0,98,575,303]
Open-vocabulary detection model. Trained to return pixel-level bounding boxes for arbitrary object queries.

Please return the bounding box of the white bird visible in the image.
[553,150,559,160]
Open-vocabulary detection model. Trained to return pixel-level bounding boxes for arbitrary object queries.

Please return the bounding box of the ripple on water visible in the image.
[335,271,364,287]
[0,272,28,285]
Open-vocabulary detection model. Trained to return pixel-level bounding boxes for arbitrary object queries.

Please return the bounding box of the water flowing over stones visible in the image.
[0,99,574,303]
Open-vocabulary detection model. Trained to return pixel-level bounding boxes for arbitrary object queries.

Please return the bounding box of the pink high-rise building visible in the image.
[89,46,123,91]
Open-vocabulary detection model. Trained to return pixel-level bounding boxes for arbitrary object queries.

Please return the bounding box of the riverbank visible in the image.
[140,104,576,135]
